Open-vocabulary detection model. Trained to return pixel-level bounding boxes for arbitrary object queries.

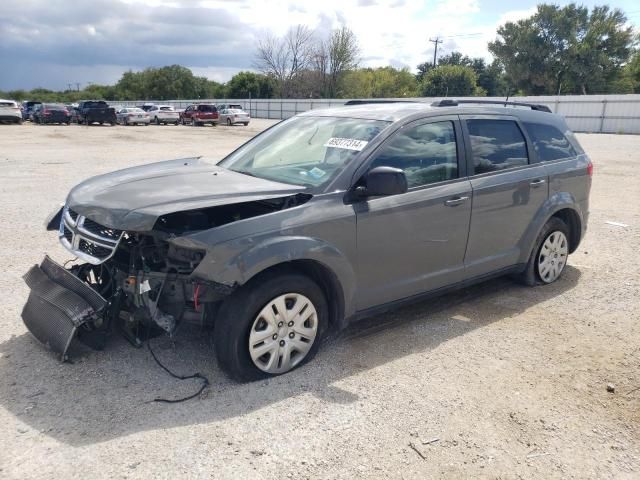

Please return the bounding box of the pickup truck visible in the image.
[76,100,117,126]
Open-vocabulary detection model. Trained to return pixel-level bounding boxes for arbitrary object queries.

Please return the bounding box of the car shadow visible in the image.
[0,267,581,446]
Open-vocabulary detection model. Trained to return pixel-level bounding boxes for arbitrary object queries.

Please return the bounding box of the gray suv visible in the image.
[22,99,592,380]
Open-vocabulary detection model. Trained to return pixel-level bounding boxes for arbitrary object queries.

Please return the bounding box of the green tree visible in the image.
[226,71,274,98]
[489,4,635,94]
[339,67,419,98]
[420,65,481,97]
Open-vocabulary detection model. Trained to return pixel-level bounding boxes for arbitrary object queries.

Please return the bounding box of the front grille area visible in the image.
[78,239,113,260]
[59,206,124,264]
[82,218,123,240]
[63,225,73,243]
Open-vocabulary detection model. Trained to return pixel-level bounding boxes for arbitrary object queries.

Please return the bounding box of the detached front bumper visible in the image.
[22,256,107,360]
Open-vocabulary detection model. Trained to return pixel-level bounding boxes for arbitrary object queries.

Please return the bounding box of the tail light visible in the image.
[587,160,593,177]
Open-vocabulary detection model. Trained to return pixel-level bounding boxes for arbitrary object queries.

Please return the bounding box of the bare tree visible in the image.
[326,27,360,97]
[254,25,315,97]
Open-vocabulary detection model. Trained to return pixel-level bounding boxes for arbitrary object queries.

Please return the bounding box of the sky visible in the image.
[1,0,639,91]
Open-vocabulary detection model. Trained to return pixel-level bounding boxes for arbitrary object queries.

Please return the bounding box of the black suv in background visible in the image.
[22,100,591,380]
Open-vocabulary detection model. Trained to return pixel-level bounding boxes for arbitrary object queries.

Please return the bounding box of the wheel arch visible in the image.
[550,208,582,253]
[190,235,356,330]
[243,259,346,332]
[519,193,585,263]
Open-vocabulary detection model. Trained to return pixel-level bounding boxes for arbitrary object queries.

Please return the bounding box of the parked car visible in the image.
[137,103,155,112]
[76,100,117,125]
[32,103,71,124]
[0,99,23,124]
[217,103,244,111]
[180,103,219,126]
[116,107,150,126]
[219,107,250,126]
[21,101,42,121]
[22,100,591,381]
[148,105,180,125]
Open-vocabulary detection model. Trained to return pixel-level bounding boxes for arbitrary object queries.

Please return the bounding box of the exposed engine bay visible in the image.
[22,193,311,360]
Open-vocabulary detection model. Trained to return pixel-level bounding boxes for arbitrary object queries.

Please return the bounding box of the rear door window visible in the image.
[466,119,529,174]
[523,122,577,162]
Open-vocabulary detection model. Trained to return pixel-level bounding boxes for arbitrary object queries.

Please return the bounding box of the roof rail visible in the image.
[344,99,418,106]
[431,99,552,113]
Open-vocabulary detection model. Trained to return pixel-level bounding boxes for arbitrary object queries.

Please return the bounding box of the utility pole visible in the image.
[429,37,443,66]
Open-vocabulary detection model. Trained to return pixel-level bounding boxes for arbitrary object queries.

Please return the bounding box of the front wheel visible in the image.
[214,272,328,381]
[517,217,570,286]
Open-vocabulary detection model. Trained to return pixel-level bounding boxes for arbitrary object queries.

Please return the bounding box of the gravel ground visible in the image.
[0,121,638,479]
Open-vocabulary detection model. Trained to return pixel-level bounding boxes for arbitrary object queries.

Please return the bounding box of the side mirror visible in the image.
[357,166,408,198]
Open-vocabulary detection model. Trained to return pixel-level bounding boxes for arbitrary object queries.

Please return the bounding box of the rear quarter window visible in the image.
[524,122,577,162]
[467,119,529,174]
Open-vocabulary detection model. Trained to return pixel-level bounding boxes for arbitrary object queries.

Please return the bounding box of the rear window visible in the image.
[198,105,216,112]
[524,122,577,162]
[0,101,16,107]
[467,119,529,174]
[160,106,174,111]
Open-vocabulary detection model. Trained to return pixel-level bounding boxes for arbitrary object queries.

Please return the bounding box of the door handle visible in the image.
[444,196,469,207]
[530,179,547,187]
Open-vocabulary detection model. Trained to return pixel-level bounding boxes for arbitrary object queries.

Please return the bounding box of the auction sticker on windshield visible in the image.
[324,137,368,151]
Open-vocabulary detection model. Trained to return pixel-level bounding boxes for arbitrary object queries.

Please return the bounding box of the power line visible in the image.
[429,37,444,66]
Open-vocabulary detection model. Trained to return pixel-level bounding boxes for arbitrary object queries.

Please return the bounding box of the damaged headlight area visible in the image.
[22,194,312,360]
[23,210,231,360]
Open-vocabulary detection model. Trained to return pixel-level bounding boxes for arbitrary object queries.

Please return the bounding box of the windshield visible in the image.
[219,116,390,188]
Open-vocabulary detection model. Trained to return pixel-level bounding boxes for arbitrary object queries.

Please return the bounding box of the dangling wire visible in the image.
[147,340,209,403]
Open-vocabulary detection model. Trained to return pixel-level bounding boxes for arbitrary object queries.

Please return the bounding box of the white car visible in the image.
[219,108,250,126]
[148,105,180,125]
[116,107,150,126]
[0,99,23,124]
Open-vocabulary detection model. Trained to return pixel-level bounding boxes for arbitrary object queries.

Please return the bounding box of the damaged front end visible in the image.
[22,193,310,360]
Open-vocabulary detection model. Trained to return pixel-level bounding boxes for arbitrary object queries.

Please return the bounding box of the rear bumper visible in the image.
[22,256,106,360]
[41,115,71,123]
[0,114,21,122]
[155,114,180,122]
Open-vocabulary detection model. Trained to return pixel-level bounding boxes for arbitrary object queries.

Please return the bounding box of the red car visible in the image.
[180,104,219,126]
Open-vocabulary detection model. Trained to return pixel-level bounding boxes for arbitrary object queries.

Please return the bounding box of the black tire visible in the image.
[155,117,160,125]
[99,121,103,125]
[226,118,232,126]
[214,271,328,381]
[191,118,197,126]
[243,122,249,126]
[515,217,570,286]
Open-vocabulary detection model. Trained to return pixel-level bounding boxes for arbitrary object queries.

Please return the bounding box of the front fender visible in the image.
[190,235,357,316]
[518,192,585,264]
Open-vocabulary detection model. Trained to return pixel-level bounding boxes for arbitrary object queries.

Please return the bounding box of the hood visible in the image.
[66,157,305,231]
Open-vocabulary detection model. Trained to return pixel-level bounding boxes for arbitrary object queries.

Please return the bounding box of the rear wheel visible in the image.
[191,118,197,126]
[243,122,249,126]
[214,272,328,381]
[517,217,570,286]
[226,118,232,126]
[155,117,160,125]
